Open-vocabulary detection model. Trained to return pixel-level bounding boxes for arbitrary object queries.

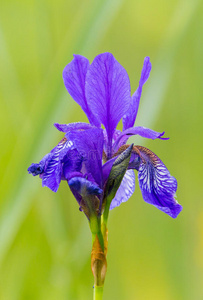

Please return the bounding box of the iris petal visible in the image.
[85,53,131,156]
[113,126,168,153]
[68,177,103,196]
[63,55,99,126]
[110,170,135,209]
[62,149,83,180]
[67,127,104,187]
[68,176,102,219]
[27,153,50,176]
[123,57,152,130]
[54,122,94,132]
[135,146,182,218]
[42,138,74,192]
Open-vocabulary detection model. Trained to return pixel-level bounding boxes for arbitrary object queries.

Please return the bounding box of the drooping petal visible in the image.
[54,122,94,132]
[85,53,131,156]
[123,57,152,130]
[63,55,99,126]
[67,127,104,187]
[42,137,75,192]
[112,126,168,153]
[28,153,51,176]
[110,170,135,209]
[134,146,182,218]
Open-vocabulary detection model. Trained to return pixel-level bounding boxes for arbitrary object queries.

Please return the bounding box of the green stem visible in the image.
[103,200,110,228]
[102,194,113,235]
[94,285,103,300]
[89,215,104,251]
[90,215,106,300]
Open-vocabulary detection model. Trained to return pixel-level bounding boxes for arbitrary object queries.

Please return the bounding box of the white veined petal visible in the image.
[110,169,135,209]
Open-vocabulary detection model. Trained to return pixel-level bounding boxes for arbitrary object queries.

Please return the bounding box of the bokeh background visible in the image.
[0,0,203,299]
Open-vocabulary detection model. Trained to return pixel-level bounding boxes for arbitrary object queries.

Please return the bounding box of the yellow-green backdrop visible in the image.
[0,0,203,299]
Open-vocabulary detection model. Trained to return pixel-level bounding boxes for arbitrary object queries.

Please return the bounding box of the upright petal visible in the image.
[67,128,104,187]
[135,146,182,218]
[110,170,135,209]
[63,55,99,126]
[85,53,131,157]
[123,57,152,130]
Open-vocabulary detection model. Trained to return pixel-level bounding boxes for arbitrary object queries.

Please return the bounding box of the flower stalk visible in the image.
[90,145,134,299]
[89,215,104,251]
[93,286,104,300]
[91,231,107,300]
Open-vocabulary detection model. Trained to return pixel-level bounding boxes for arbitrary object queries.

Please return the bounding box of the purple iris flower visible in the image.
[28,53,182,219]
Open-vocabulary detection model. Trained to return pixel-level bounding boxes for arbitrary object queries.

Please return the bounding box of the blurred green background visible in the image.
[0,0,203,299]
